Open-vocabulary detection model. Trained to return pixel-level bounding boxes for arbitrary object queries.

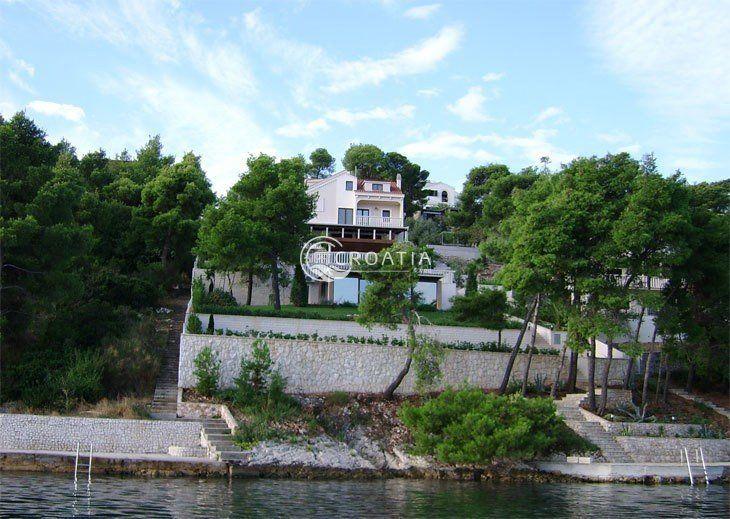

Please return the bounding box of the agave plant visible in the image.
[617,403,656,423]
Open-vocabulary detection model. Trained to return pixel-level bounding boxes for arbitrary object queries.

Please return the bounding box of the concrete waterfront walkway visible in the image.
[535,460,730,483]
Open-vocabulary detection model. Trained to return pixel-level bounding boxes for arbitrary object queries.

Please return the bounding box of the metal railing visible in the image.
[616,275,669,291]
[354,216,404,228]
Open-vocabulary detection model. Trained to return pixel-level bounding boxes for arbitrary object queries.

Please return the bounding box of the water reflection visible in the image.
[0,471,727,518]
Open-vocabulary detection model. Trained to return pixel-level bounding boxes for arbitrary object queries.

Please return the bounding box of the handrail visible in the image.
[354,216,404,228]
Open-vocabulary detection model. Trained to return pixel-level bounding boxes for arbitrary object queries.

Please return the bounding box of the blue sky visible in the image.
[1,0,728,193]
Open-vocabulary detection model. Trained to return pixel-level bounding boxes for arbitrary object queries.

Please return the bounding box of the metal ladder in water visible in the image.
[74,442,93,485]
[681,447,710,485]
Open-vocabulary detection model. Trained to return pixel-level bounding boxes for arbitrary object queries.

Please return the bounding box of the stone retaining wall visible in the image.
[0,414,203,455]
[615,436,730,463]
[178,333,628,394]
[580,408,704,437]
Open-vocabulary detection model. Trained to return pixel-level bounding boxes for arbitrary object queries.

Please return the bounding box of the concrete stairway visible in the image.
[556,393,633,463]
[201,419,249,463]
[670,389,730,420]
[150,304,186,420]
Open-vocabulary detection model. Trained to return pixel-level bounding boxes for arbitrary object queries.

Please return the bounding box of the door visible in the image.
[338,208,353,225]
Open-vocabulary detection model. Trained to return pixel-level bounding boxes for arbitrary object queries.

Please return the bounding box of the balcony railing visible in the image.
[617,275,669,291]
[355,216,404,228]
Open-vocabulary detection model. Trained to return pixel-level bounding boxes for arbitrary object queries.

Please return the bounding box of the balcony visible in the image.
[617,275,669,291]
[354,215,404,228]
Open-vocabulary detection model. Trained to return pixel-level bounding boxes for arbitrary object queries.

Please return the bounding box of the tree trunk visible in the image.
[246,268,254,306]
[498,329,502,348]
[598,341,613,415]
[567,348,578,393]
[270,257,281,310]
[521,294,541,396]
[498,297,538,395]
[587,337,597,411]
[550,342,568,399]
[160,228,172,270]
[641,351,655,408]
[685,361,694,393]
[623,305,645,389]
[384,316,417,399]
[662,357,671,402]
[654,352,664,403]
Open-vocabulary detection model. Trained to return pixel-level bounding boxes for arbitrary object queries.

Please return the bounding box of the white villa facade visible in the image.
[306,170,457,309]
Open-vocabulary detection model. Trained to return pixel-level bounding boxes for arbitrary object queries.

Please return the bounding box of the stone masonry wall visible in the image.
[0,414,203,455]
[615,436,730,463]
[178,333,628,394]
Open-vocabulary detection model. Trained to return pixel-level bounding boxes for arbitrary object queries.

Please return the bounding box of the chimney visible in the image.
[396,173,402,188]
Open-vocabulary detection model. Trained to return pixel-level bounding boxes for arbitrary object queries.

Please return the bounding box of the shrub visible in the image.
[290,265,309,307]
[206,288,237,307]
[234,339,274,399]
[451,290,508,328]
[326,391,350,406]
[193,346,220,397]
[207,314,215,334]
[102,315,164,396]
[186,314,203,334]
[465,264,478,296]
[398,388,567,463]
[192,277,206,309]
[59,350,105,409]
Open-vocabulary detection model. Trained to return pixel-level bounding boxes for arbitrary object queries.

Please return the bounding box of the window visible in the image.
[426,189,438,197]
[382,209,391,218]
[371,183,383,191]
[441,190,448,203]
[337,208,353,225]
[356,209,369,217]
[345,180,353,191]
[553,333,562,345]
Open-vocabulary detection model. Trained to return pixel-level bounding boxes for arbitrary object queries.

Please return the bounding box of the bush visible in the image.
[206,288,237,307]
[193,346,220,397]
[59,350,105,409]
[234,339,273,399]
[398,388,568,463]
[290,265,309,307]
[465,264,478,296]
[186,314,203,334]
[451,290,508,328]
[207,314,215,334]
[192,277,206,308]
[102,315,164,396]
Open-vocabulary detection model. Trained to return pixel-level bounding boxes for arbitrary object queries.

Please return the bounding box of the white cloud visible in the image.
[447,86,492,122]
[36,0,256,95]
[325,25,464,93]
[533,106,566,124]
[400,132,500,161]
[0,38,35,93]
[597,131,631,144]
[97,71,275,193]
[586,0,730,137]
[672,157,718,171]
[417,88,440,98]
[401,129,573,166]
[404,4,441,20]
[482,72,504,82]
[27,100,85,121]
[276,118,330,138]
[325,104,415,125]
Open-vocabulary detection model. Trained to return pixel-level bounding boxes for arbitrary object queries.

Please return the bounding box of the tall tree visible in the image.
[381,152,430,216]
[138,152,215,273]
[308,148,335,179]
[229,154,315,310]
[356,242,427,399]
[342,144,385,178]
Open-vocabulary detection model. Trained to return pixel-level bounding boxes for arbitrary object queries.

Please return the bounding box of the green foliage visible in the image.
[325,391,350,406]
[1,114,214,408]
[342,143,386,177]
[59,350,105,409]
[465,264,478,296]
[234,339,274,399]
[207,314,215,334]
[399,388,571,463]
[451,290,508,329]
[290,264,309,307]
[193,346,220,397]
[407,216,444,246]
[308,148,335,178]
[412,336,445,393]
[186,314,204,334]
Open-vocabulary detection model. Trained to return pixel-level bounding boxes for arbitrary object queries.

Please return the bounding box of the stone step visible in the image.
[204,427,232,434]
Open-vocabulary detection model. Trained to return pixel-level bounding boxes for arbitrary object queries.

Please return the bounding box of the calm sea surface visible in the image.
[0,471,727,518]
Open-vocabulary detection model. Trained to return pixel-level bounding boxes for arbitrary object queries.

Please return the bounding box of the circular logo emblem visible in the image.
[300,236,351,282]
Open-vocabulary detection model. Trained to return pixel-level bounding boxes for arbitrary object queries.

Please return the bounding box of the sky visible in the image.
[1,0,728,194]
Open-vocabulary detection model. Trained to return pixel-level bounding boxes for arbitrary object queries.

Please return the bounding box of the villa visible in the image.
[417,181,458,219]
[304,170,457,309]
